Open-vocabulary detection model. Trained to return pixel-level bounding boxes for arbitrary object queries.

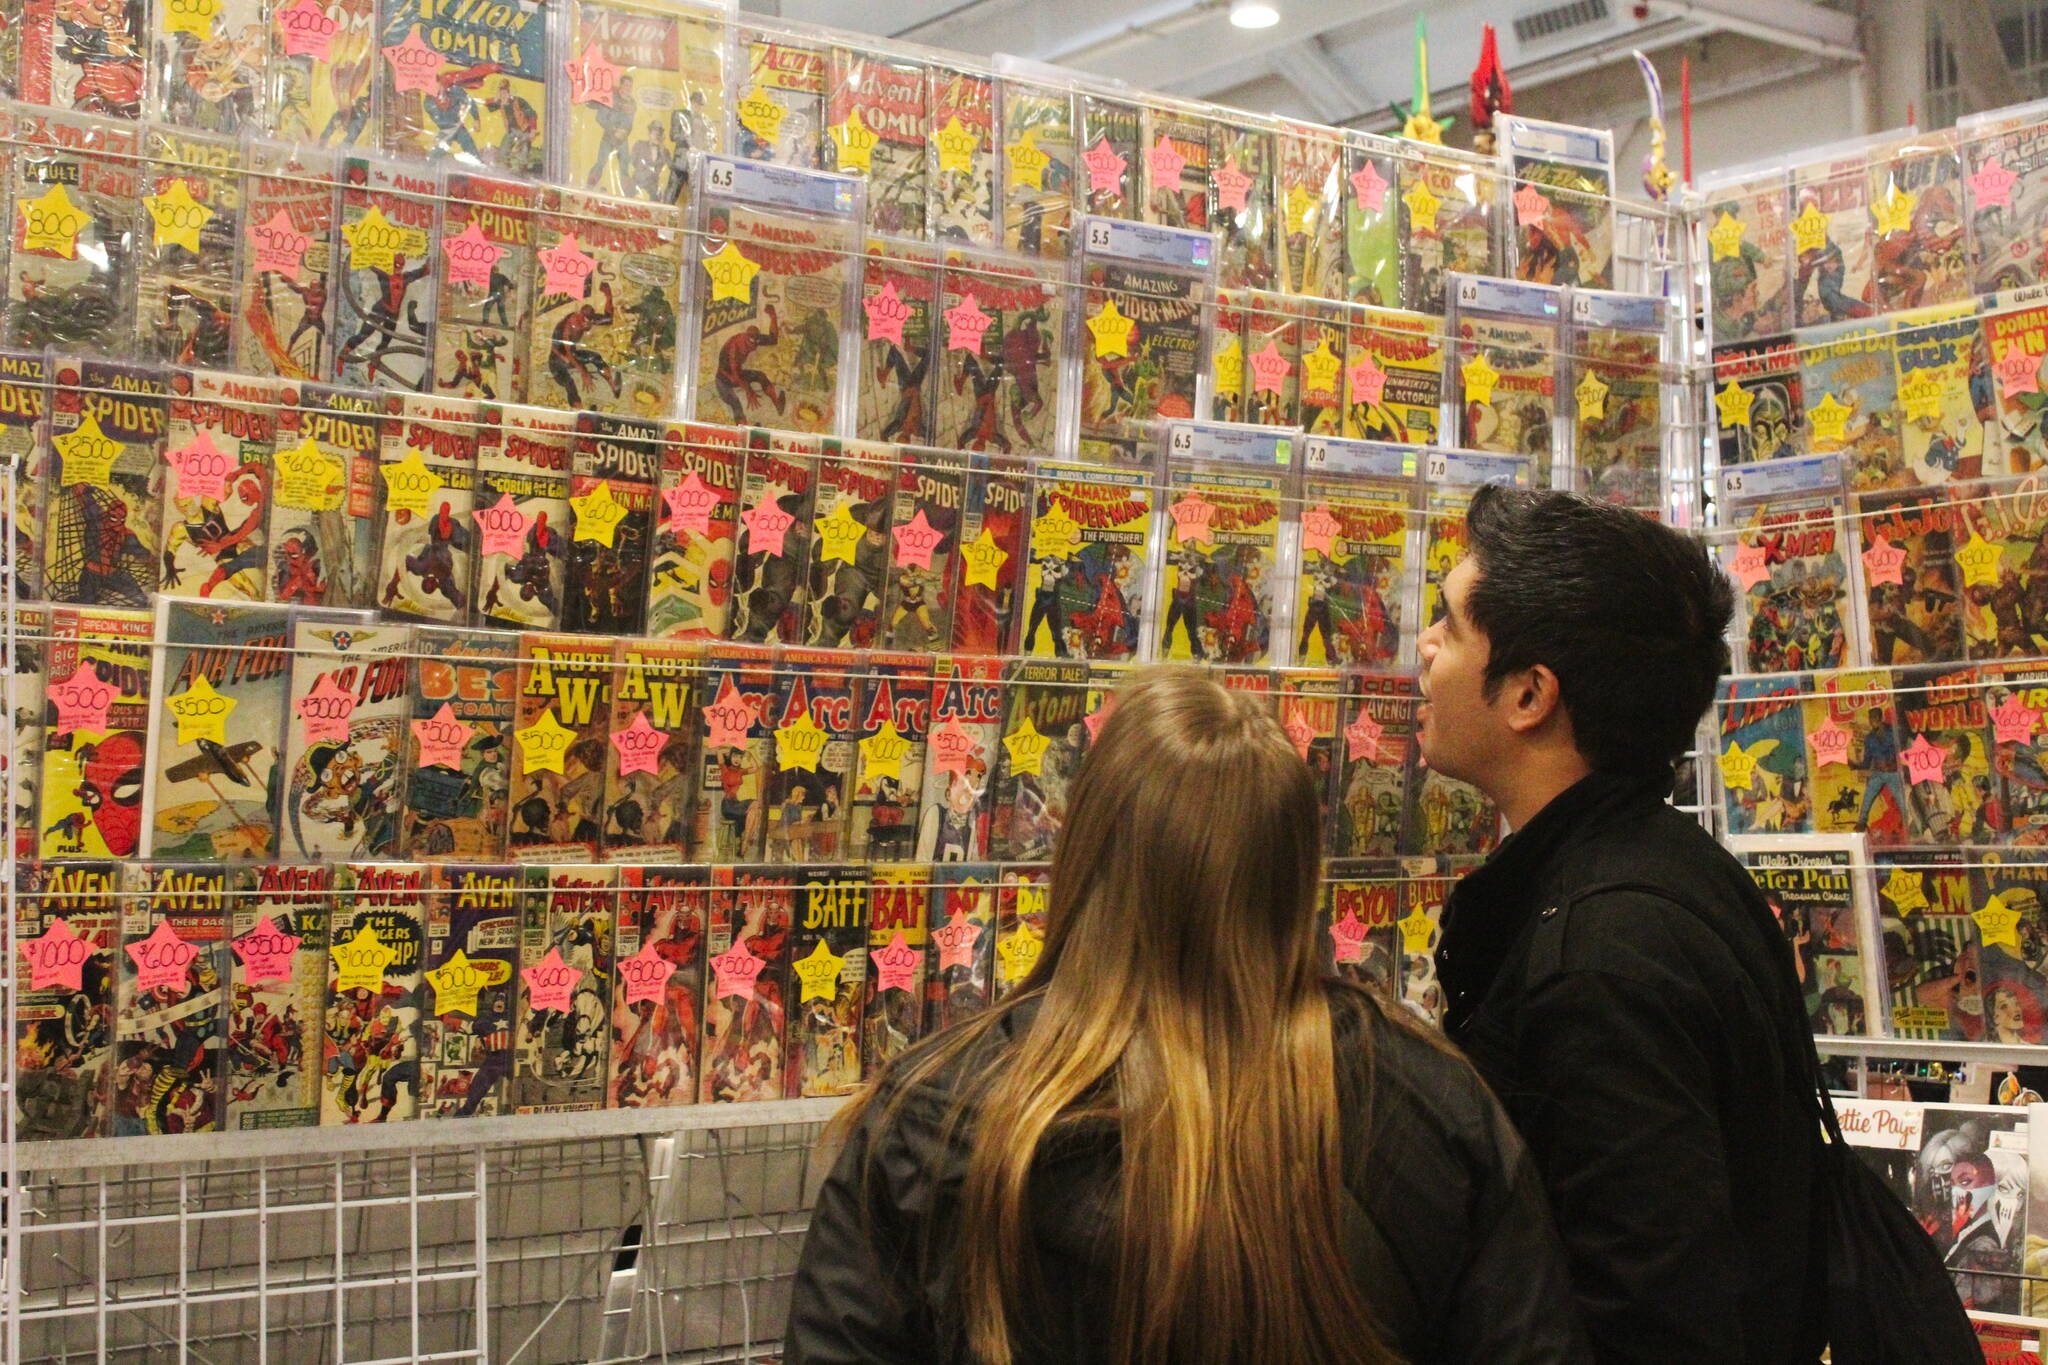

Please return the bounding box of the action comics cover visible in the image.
[1276,669,1341,834]
[1892,304,1986,486]
[1727,486,1852,674]
[1321,862,1399,993]
[561,0,724,204]
[1805,669,1909,846]
[159,369,276,601]
[915,655,1002,862]
[225,864,329,1128]
[882,446,964,651]
[1875,848,1981,1040]
[508,631,612,862]
[331,157,438,393]
[18,0,144,117]
[1718,675,1812,837]
[8,119,140,340]
[419,863,520,1117]
[1277,123,1344,301]
[1703,169,1793,343]
[399,625,517,861]
[278,614,408,861]
[38,606,152,861]
[1077,257,1202,464]
[1332,673,1419,859]
[857,238,937,445]
[693,203,844,434]
[563,412,658,635]
[528,189,682,417]
[1797,320,1904,491]
[1973,854,2048,1045]
[45,358,165,608]
[1452,313,1559,476]
[1139,104,1211,232]
[148,0,263,129]
[728,433,818,644]
[690,643,776,862]
[143,598,290,861]
[1740,844,1871,1035]
[1983,300,2048,479]
[608,865,707,1108]
[510,865,615,1113]
[804,440,895,648]
[1343,142,1400,307]
[990,658,1087,863]
[646,420,743,640]
[826,51,927,236]
[1858,485,1965,667]
[1021,461,1151,662]
[929,65,997,246]
[1986,659,2048,847]
[862,865,928,1074]
[1079,94,1140,220]
[1966,104,2048,294]
[993,866,1050,1002]
[114,864,231,1134]
[473,405,570,631]
[1242,293,1299,429]
[1501,119,1614,290]
[949,452,1028,654]
[321,864,426,1124]
[699,866,789,1102]
[1343,307,1442,444]
[1792,153,1878,327]
[1156,465,1281,665]
[1210,289,1245,423]
[602,636,697,862]
[1001,79,1075,259]
[268,0,374,146]
[1712,335,1804,468]
[1295,477,1410,670]
[15,861,116,1139]
[735,30,825,169]
[1895,664,2003,845]
[1962,475,2048,658]
[1296,302,1347,437]
[434,174,535,402]
[1398,148,1494,315]
[2,351,50,602]
[1210,119,1274,290]
[136,129,242,368]
[1405,757,1498,858]
[235,142,339,381]
[374,393,484,624]
[1569,311,1664,510]
[378,0,546,174]
[849,654,929,863]
[8,604,49,861]
[268,382,381,607]
[762,650,862,863]
[788,865,866,1097]
[924,862,995,1030]
[935,248,1062,455]
[1869,133,1970,313]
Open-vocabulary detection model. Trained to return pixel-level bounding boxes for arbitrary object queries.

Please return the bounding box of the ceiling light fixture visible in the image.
[1229,0,1280,28]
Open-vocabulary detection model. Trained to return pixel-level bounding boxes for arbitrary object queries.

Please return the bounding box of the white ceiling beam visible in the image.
[1642,0,1861,64]
[1046,0,1422,91]
[1266,36,1383,124]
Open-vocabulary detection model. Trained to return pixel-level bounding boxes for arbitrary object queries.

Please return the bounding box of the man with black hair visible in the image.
[1425,486,1824,1364]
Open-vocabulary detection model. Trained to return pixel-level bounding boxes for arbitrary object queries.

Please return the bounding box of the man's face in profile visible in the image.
[1417,557,1504,786]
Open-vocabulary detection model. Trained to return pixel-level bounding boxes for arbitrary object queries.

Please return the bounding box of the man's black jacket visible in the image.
[1436,769,1827,1365]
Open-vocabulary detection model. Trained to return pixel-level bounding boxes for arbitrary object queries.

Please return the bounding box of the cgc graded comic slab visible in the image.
[929,66,997,246]
[1986,660,2048,847]
[1961,99,2048,295]
[857,238,937,445]
[1343,307,1442,445]
[160,370,277,602]
[915,655,1002,863]
[728,434,818,645]
[1077,257,1204,465]
[1895,664,2003,845]
[7,604,49,862]
[826,51,927,237]
[474,406,571,631]
[148,0,264,131]
[1716,675,1812,838]
[331,158,439,393]
[1797,319,1904,492]
[1699,167,1793,344]
[1805,668,1909,846]
[1857,485,1965,667]
[15,862,117,1139]
[1566,288,1666,510]
[882,446,964,651]
[1983,299,2048,480]
[1891,303,1986,486]
[862,865,928,1074]
[277,615,409,861]
[646,421,743,641]
[6,115,139,352]
[269,382,381,607]
[937,248,1062,455]
[1874,848,1981,1040]
[1731,837,1877,1035]
[1320,863,1399,992]
[433,174,535,403]
[563,412,659,636]
[508,632,611,863]
[1276,669,1340,831]
[136,128,243,368]
[46,359,166,608]
[1139,104,1211,232]
[1961,475,2048,658]
[1021,461,1152,662]
[1720,456,1854,674]
[398,625,517,862]
[1157,463,1282,665]
[529,189,683,417]
[1496,114,1614,290]
[142,599,290,862]
[268,0,373,145]
[115,864,231,1134]
[690,643,776,863]
[990,658,1087,863]
[924,863,995,1030]
[1343,138,1400,307]
[762,650,862,864]
[1330,673,1416,859]
[692,202,848,434]
[1712,335,1803,468]
[1210,119,1274,290]
[849,654,929,863]
[699,866,790,1102]
[510,865,614,1113]
[419,864,520,1117]
[18,0,145,116]
[1277,122,1344,301]
[1079,94,1141,221]
[787,866,865,1097]
[1210,289,1245,424]
[1973,855,2048,1046]
[2,352,50,603]
[373,393,484,624]
[804,440,895,648]
[321,864,425,1125]
[560,0,723,203]
[226,865,329,1128]
[1242,293,1299,429]
[608,865,707,1108]
[378,0,546,174]
[735,29,825,169]
[601,637,698,863]
[1792,152,1879,327]
[1398,146,1494,316]
[1868,132,1970,313]
[1446,275,1562,482]
[993,866,1048,1002]
[950,452,1028,654]
[235,142,339,382]
[999,77,1075,259]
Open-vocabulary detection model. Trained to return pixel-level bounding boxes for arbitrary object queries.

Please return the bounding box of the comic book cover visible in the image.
[728,433,818,644]
[135,129,242,367]
[826,51,926,236]
[693,203,844,433]
[950,453,1028,654]
[158,370,275,601]
[114,864,231,1133]
[734,31,824,169]
[508,631,611,862]
[1021,462,1150,662]
[989,658,1087,862]
[278,615,409,861]
[1297,471,1409,670]
[762,650,861,863]
[786,866,865,1097]
[268,0,373,145]
[1297,302,1347,438]
[1,352,50,603]
[268,382,381,606]
[1277,669,1341,835]
[471,406,569,630]
[1971,855,2048,1046]
[508,865,613,1112]
[224,865,329,1127]
[1276,123,1344,300]
[20,0,148,113]
[862,865,928,1074]
[1210,289,1245,423]
[562,412,658,635]
[320,864,425,1123]
[38,605,152,860]
[8,604,49,861]
[691,643,776,862]
[434,174,535,402]
[1001,80,1074,258]
[1857,485,1965,666]
[1569,300,1664,509]
[44,358,165,607]
[849,655,929,863]
[608,865,707,1108]
[804,441,895,647]
[331,158,438,392]
[236,142,339,382]
[916,655,1002,863]
[1726,485,1852,674]
[1321,862,1399,992]
[1499,117,1613,290]
[1965,105,2048,295]
[374,393,483,623]
[143,599,289,861]
[399,625,517,861]
[1738,843,1871,1035]
[1079,94,1140,220]
[1702,169,1793,343]
[993,865,1049,1002]
[1210,120,1274,290]
[378,0,545,173]
[419,864,520,1117]
[1243,293,1299,429]
[1987,659,2048,848]
[1331,673,1418,859]
[1797,320,1904,491]
[936,248,1063,454]
[1896,664,2003,845]
[930,66,997,246]
[1398,149,1493,315]
[857,239,937,445]
[1078,259,1201,464]
[1398,857,1473,1024]
[1717,676,1812,837]
[602,637,697,862]
[1792,154,1878,327]
[647,420,742,640]
[1419,489,1474,632]
[1869,133,1969,313]
[924,862,995,1030]
[1806,669,1910,846]
[1139,104,1210,232]
[1156,465,1280,665]
[1983,300,2048,479]
[1875,848,1981,1040]
[1343,307,1441,445]
[1963,474,2048,658]
[561,0,723,203]
[882,447,963,651]
[148,0,262,128]
[1343,141,1400,307]
[15,861,116,1139]
[699,864,791,1102]
[529,189,682,416]
[1712,335,1804,468]
[1892,304,1986,486]
[1452,313,1558,475]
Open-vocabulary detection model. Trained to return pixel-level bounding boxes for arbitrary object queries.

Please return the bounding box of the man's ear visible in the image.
[1501,664,1565,736]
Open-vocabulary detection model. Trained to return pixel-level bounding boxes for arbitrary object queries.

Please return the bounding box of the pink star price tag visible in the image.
[167,428,233,502]
[233,916,303,985]
[931,912,983,972]
[1806,715,1853,769]
[1513,182,1550,227]
[1249,339,1291,395]
[1994,696,2043,746]
[663,473,716,538]
[539,235,596,298]
[273,0,337,58]
[1973,155,2020,210]
[1329,910,1369,964]
[1283,712,1315,760]
[616,943,677,1006]
[127,919,199,994]
[864,280,911,346]
[1347,354,1388,407]
[1862,534,1908,587]
[1168,493,1218,545]
[741,497,795,556]
[892,509,944,569]
[22,918,92,991]
[522,948,582,1012]
[1727,542,1773,591]
[610,712,668,776]
[712,940,766,1000]
[1345,708,1384,762]
[1083,693,1118,743]
[381,26,442,94]
[702,676,759,750]
[930,718,979,776]
[411,701,473,770]
[47,662,114,737]
[1300,504,1342,558]
[945,291,993,355]
[1213,157,1252,212]
[1146,136,1187,187]
[1349,161,1388,212]
[1082,138,1127,194]
[474,493,530,559]
[442,221,503,290]
[565,41,621,106]
[247,209,311,282]
[1996,345,2040,399]
[295,672,357,745]
[871,932,922,994]
[1901,734,1951,785]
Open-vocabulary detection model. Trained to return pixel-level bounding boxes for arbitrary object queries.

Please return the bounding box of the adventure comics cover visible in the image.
[1398,148,1493,315]
[529,189,682,417]
[930,66,997,246]
[690,643,776,862]
[608,865,706,1108]
[1453,313,1558,476]
[1875,848,1981,1040]
[787,865,865,1097]
[1858,485,1965,667]
[915,655,1001,862]
[694,203,844,434]
[399,625,517,861]
[1892,304,1986,486]
[602,636,697,862]
[1798,320,1904,491]
[1343,307,1441,445]
[698,866,789,1101]
[378,0,545,174]
[1713,335,1804,467]
[762,650,861,863]
[236,142,338,381]
[147,0,262,130]
[990,658,1087,863]
[159,369,276,601]
[1209,119,1274,290]
[1277,123,1344,300]
[8,604,49,861]
[268,0,373,146]
[857,238,936,445]
[1078,259,1201,465]
[1702,169,1793,343]
[473,406,570,630]
[1792,154,1878,327]
[1970,854,2048,1045]
[1321,862,1399,992]
[1896,663,2003,845]
[993,866,1049,1002]
[331,158,438,392]
[374,392,483,624]
[1870,133,1970,313]
[862,865,928,1074]
[561,0,723,203]
[269,382,381,607]
[18,0,144,117]
[1210,289,1245,423]
[1805,668,1910,846]
[949,452,1027,654]
[1962,475,2048,658]
[1343,142,1400,307]
[434,174,534,402]
[510,865,614,1112]
[419,863,519,1117]
[1727,486,1852,673]
[1501,119,1613,289]
[1967,106,2048,295]
[1156,465,1279,665]
[1987,659,2048,847]
[1021,462,1150,662]
[936,248,1062,455]
[848,655,928,863]
[225,864,329,1127]
[508,632,610,862]
[880,446,962,650]
[1079,94,1140,220]
[321,863,426,1124]
[2,351,50,602]
[1242,293,1299,429]
[1718,675,1812,837]
[1138,104,1210,232]
[563,412,658,635]
[136,129,242,367]
[1001,79,1075,259]
[735,30,825,169]
[38,605,152,860]
[1296,475,1408,669]
[114,864,230,1133]
[1297,302,1347,437]
[1742,845,1870,1034]
[826,51,927,236]
[1332,673,1418,859]
[1276,669,1341,833]
[143,598,290,861]
[15,861,115,1139]
[1570,308,1664,509]
[924,862,994,1030]
[729,433,817,644]
[1983,300,2048,479]
[804,440,895,647]
[646,420,742,640]
[278,614,408,860]
[45,357,165,607]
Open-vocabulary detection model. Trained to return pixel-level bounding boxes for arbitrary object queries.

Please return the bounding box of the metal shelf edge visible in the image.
[1814,1035,2048,1067]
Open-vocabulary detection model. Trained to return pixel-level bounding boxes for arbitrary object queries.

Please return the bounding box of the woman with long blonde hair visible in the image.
[786,667,1587,1364]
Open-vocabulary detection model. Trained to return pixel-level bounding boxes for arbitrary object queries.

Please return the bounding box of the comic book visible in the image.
[1701,168,1793,344]
[45,358,165,608]
[1874,848,1981,1040]
[1331,673,1418,859]
[509,865,614,1112]
[729,433,818,644]
[1796,319,1904,491]
[1450,300,1560,477]
[1857,485,1965,667]
[1397,856,1471,1024]
[158,370,275,601]
[114,864,231,1134]
[320,864,425,1124]
[988,659,1087,863]
[1970,855,2048,1046]
[1963,102,2048,295]
[608,865,707,1108]
[38,605,153,860]
[1567,290,1665,509]
[1139,104,1210,232]
[15,861,116,1139]
[735,30,824,168]
[1297,302,1347,437]
[1497,115,1614,290]
[1892,303,1986,486]
[1343,307,1441,445]
[950,453,1028,654]
[1712,335,1804,468]
[1077,257,1203,464]
[1210,289,1245,424]
[1243,293,1299,429]
[1805,669,1910,847]
[374,393,484,623]
[863,865,928,1074]
[562,413,658,635]
[1717,675,1812,837]
[762,650,861,863]
[993,865,1049,1002]
[1,352,50,603]
[143,599,290,861]
[560,0,724,203]
[930,66,997,246]
[882,447,964,651]
[690,643,776,862]
[826,51,927,236]
[378,0,545,174]
[224,865,329,1128]
[699,864,791,1101]
[1735,841,1873,1035]
[1895,664,2003,845]
[1987,659,2048,848]
[1021,462,1151,662]
[602,637,697,862]
[1983,299,2048,479]
[1209,119,1274,290]
[925,862,996,1030]
[1792,153,1878,327]
[419,864,521,1118]
[916,655,1002,863]
[434,174,535,402]
[7,604,49,861]
[1297,462,1410,670]
[508,631,612,862]
[268,0,373,146]
[1343,140,1400,307]
[1398,147,1494,315]
[1079,94,1141,220]
[471,406,570,630]
[1277,669,1341,835]
[135,129,242,367]
[786,866,865,1097]
[804,441,895,648]
[1001,79,1074,259]
[18,0,144,116]
[857,239,937,445]
[647,420,743,640]
[1419,489,1472,632]
[1724,469,1853,674]
[1963,474,2048,658]
[268,382,381,607]
[331,158,438,392]
[398,625,517,861]
[236,142,339,382]
[1156,464,1280,665]
[1321,862,1399,993]
[693,202,845,434]
[277,614,409,861]
[848,655,929,863]
[936,248,1063,454]
[1275,123,1344,301]
[1869,132,1969,313]
[529,189,683,417]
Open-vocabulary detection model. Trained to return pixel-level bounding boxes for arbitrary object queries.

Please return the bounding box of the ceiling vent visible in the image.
[1512,0,1616,51]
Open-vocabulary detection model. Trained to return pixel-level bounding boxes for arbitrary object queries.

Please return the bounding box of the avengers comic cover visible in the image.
[1295,476,1409,670]
[1892,304,1986,486]
[915,655,1002,862]
[1805,669,1910,846]
[148,0,263,131]
[1797,319,1905,491]
[1343,142,1400,307]
[8,604,49,861]
[398,625,517,861]
[331,157,438,392]
[882,446,963,651]
[508,632,611,862]
[608,865,707,1108]
[762,650,861,863]
[1210,289,1245,423]
[1965,103,2048,295]
[321,863,425,1124]
[1498,115,1613,290]
[728,434,817,644]
[560,0,723,203]
[1321,863,1399,992]
[1896,664,2003,845]
[735,30,825,169]
[1738,841,1872,1035]
[1717,675,1812,837]
[826,51,927,236]
[1077,259,1201,465]
[1869,132,1970,313]
[1139,104,1210,231]
[434,174,535,402]
[1452,313,1559,477]
[1970,855,2048,1046]
[277,613,408,860]
[268,382,381,607]
[1792,153,1878,327]
[1988,660,2048,847]
[136,128,242,367]
[1332,673,1418,859]
[142,598,289,861]
[1398,147,1494,315]
[510,865,615,1112]
[1702,169,1793,344]
[929,66,996,246]
[848,654,929,863]
[2,351,50,602]
[1712,335,1803,468]
[528,189,682,417]
[949,452,1027,654]
[563,412,658,635]
[924,862,994,1030]
[602,637,697,862]
[1079,94,1140,220]
[1210,119,1274,289]
[935,248,1062,455]
[1343,307,1441,445]
[1242,293,1299,428]
[114,864,230,1134]
[374,392,483,624]
[1277,123,1344,300]
[268,0,374,146]
[1983,300,2048,479]
[44,358,165,607]
[1156,466,1280,665]
[1875,848,1981,1040]
[856,238,937,445]
[419,863,520,1117]
[38,605,152,860]
[236,142,339,382]
[690,643,776,862]
[700,865,790,1102]
[18,0,145,117]
[1858,485,1965,666]
[1726,484,1853,674]
[1568,295,1665,509]
[15,861,116,1139]
[1001,80,1075,259]
[804,440,895,648]
[473,405,570,630]
[993,866,1049,1002]
[1021,462,1150,662]
[787,866,865,1097]
[159,369,276,601]
[1277,669,1341,834]
[862,865,928,1074]
[693,204,845,434]
[646,420,742,640]
[990,658,1087,862]
[378,0,545,174]
[225,865,329,1127]
[1963,475,2048,658]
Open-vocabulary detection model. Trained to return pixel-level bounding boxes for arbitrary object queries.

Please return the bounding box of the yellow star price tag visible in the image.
[1300,340,1341,397]
[161,0,220,37]
[1883,866,1929,915]
[330,923,396,994]
[18,182,88,258]
[1707,210,1746,262]
[168,673,236,745]
[997,923,1042,986]
[701,241,760,304]
[1714,380,1755,429]
[736,85,788,145]
[1957,531,2003,589]
[794,939,847,1003]
[1006,128,1049,191]
[1213,335,1244,396]
[1790,202,1830,254]
[776,709,829,773]
[426,948,506,1017]
[275,437,344,510]
[1874,184,1918,236]
[1002,715,1052,776]
[571,480,628,547]
[1032,501,1082,561]
[342,205,428,274]
[828,107,877,174]
[1718,740,1763,793]
[935,116,978,174]
[1398,908,1436,956]
[1806,393,1852,446]
[1283,183,1316,236]
[516,707,576,775]
[1574,369,1609,421]
[1898,371,1946,423]
[814,501,865,566]
[144,178,214,253]
[1402,179,1440,233]
[860,720,910,781]
[960,526,1009,590]
[55,415,121,488]
[1460,352,1500,406]
[1086,298,1134,359]
[380,448,444,515]
[1976,894,2023,953]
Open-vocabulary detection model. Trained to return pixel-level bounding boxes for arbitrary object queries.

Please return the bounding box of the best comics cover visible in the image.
[15,861,116,1139]
[762,650,861,863]
[114,864,230,1133]
[1343,143,1400,307]
[2,351,51,602]
[1078,259,1201,465]
[269,382,381,607]
[1892,304,1986,486]
[1277,123,1344,300]
[38,608,153,861]
[862,865,928,1075]
[508,631,611,862]
[510,865,614,1112]
[136,128,242,367]
[1718,675,1812,837]
[646,420,742,640]
[1210,120,1274,290]
[321,864,425,1124]
[8,604,49,861]
[1000,80,1074,259]
[1079,94,1140,220]
[159,369,276,601]
[1969,855,2048,1045]
[236,142,339,381]
[374,392,483,624]
[398,625,517,861]
[1967,105,2048,295]
[1398,148,1493,316]
[1987,659,2048,847]
[601,636,697,862]
[826,51,927,236]
[1139,105,1210,231]
[936,248,1062,455]
[1869,133,1970,313]
[1875,848,1981,1040]
[1021,462,1150,662]
[1805,668,1909,846]
[1896,663,2004,845]
[990,658,1088,862]
[693,204,844,434]
[1797,319,1905,491]
[950,452,1027,654]
[924,862,995,1030]
[728,434,817,644]
[18,0,144,117]
[1452,314,1558,475]
[1157,466,1280,665]
[1742,846,1869,1034]
[331,157,438,392]
[1727,488,1852,673]
[857,238,937,445]
[1983,300,2048,479]
[1712,335,1804,467]
[44,358,164,607]
[419,863,520,1117]
[1962,474,2048,658]
[787,866,866,1097]
[563,412,659,635]
[993,866,1049,1002]
[1321,863,1399,992]
[607,865,707,1108]
[378,0,546,174]
[1702,169,1793,343]
[561,0,724,204]
[528,189,682,417]
[848,654,929,863]
[1343,307,1441,445]
[225,864,329,1128]
[1858,485,1965,666]
[929,66,996,246]
[1792,154,1878,327]
[735,30,825,169]
[804,440,895,648]
[882,446,964,651]
[1332,673,1418,859]
[690,643,776,863]
[700,865,791,1101]
[277,614,408,860]
[915,655,1001,862]
[268,0,374,146]
[434,174,535,402]
[148,0,263,130]
[473,405,570,630]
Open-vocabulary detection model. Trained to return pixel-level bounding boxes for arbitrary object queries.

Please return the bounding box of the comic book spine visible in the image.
[1000,82,1074,259]
[435,176,537,403]
[787,865,866,1097]
[1157,466,1281,665]
[1079,96,1140,221]
[135,130,245,366]
[563,412,658,635]
[700,865,791,1102]
[1331,673,1415,858]
[379,0,548,175]
[277,617,411,861]
[862,864,928,1075]
[115,863,231,1135]
[1020,465,1153,662]
[916,655,1003,862]
[763,650,862,864]
[47,358,166,607]
[826,52,927,237]
[924,862,996,1032]
[39,605,154,860]
[375,394,483,624]
[226,863,330,1128]
[508,631,612,862]
[849,655,931,863]
[321,863,426,1124]
[235,146,339,381]
[949,454,1028,654]
[607,865,706,1108]
[690,643,778,863]
[509,864,614,1112]
[399,625,518,861]
[145,599,291,862]
[331,159,440,392]
[929,67,996,246]
[602,637,699,861]
[15,861,118,1139]
[159,370,276,602]
[804,443,895,647]
[472,407,571,630]
[728,439,817,644]
[268,382,383,607]
[990,659,1087,862]
[420,864,522,1118]
[992,864,1048,1001]
[1,351,51,603]
[646,421,743,640]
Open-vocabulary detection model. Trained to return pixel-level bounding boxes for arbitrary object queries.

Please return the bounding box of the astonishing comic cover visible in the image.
[277,614,408,860]
[159,370,275,601]
[38,605,152,860]
[1,351,50,603]
[1276,123,1343,300]
[378,0,545,173]
[1343,142,1400,307]
[608,865,707,1108]
[1987,659,2048,848]
[562,0,723,203]
[1727,487,1852,673]
[114,864,230,1133]
[1321,862,1399,992]
[1156,466,1279,664]
[1569,309,1663,509]
[269,382,381,607]
[1501,119,1613,289]
[1343,307,1441,445]
[1398,149,1493,316]
[45,358,164,607]
[1892,304,1986,486]
[332,158,438,392]
[15,861,116,1139]
[857,239,937,445]
[1870,133,1969,313]
[434,174,535,402]
[930,66,996,245]
[1966,106,2048,295]
[1858,485,1965,667]
[1875,848,1981,1040]
[881,447,963,651]
[320,864,425,1124]
[136,129,242,367]
[18,0,144,116]
[647,420,743,640]
[236,142,338,381]
[563,413,658,635]
[729,433,817,644]
[510,865,614,1112]
[862,865,927,1074]
[690,643,776,862]
[762,650,860,863]
[419,864,520,1117]
[1963,475,2048,658]
[694,203,844,433]
[374,393,483,623]
[144,598,289,861]
[530,190,682,416]
[804,441,895,647]
[1243,293,1299,429]
[1806,669,1910,846]
[1896,664,2003,845]
[399,625,517,861]
[1741,845,1869,1034]
[699,865,790,1101]
[993,865,1048,1001]
[847,655,928,863]
[1703,169,1793,343]
[1021,462,1150,662]
[268,0,373,145]
[1078,259,1201,464]
[1792,154,1878,327]
[936,248,1062,454]
[1332,673,1418,859]
[915,655,1001,862]
[1296,475,1408,669]
[950,453,1028,654]
[1712,335,1803,467]
[472,406,570,630]
[735,31,824,168]
[1972,855,2048,1046]
[508,631,611,862]
[1080,94,1140,220]
[1209,119,1274,290]
[225,865,329,1127]
[8,604,49,860]
[826,51,926,236]
[1001,80,1074,258]
[602,637,697,862]
[787,866,865,1097]
[988,658,1086,862]
[924,862,994,1030]
[1452,313,1558,474]
[1983,301,2048,480]
[1797,320,1904,491]
[1139,105,1210,232]
[1718,676,1811,837]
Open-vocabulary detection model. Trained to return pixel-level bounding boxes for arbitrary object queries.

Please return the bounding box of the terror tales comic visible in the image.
[226,865,329,1128]
[608,865,707,1108]
[563,412,659,636]
[1156,465,1282,665]
[15,861,115,1139]
[114,864,230,1133]
[377,0,547,174]
[763,651,862,863]
[269,382,381,607]
[528,189,683,417]
[143,599,290,861]
[38,607,152,860]
[602,637,697,862]
[882,447,964,651]
[278,615,409,861]
[434,174,535,402]
[1797,319,1905,492]
[509,633,611,863]
[1332,674,1418,858]
[936,248,1062,455]
[374,393,484,624]
[136,128,243,367]
[160,370,276,602]
[1717,675,1812,838]
[419,864,520,1117]
[788,866,865,1097]
[990,659,1087,863]
[399,625,517,861]
[321,864,425,1124]
[693,204,846,435]
[510,866,614,1113]
[646,420,743,641]
[473,405,571,631]
[46,358,165,607]
[1857,485,1965,667]
[1078,259,1201,465]
[826,51,927,236]
[1021,462,1151,662]
[699,866,789,1101]
[236,142,339,382]
[857,239,937,445]
[561,0,724,203]
[915,655,1002,863]
[728,434,817,645]
[690,644,776,863]
[848,654,929,863]
[331,157,438,393]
